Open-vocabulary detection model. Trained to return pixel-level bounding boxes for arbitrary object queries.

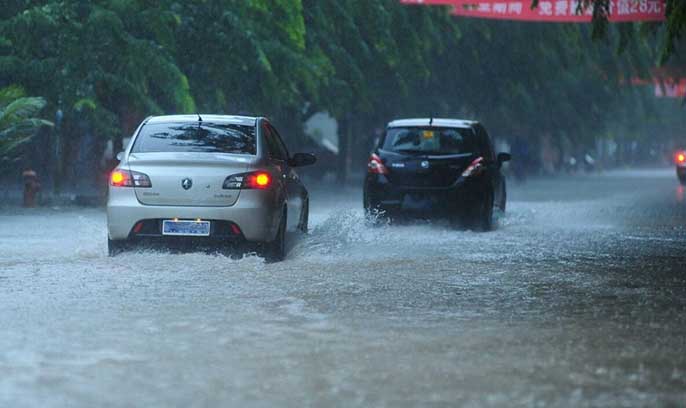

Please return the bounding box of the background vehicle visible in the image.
[107,115,316,261]
[363,118,510,230]
[676,150,686,185]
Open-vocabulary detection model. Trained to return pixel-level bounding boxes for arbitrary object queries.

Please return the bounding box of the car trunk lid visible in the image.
[382,151,474,188]
[128,152,252,206]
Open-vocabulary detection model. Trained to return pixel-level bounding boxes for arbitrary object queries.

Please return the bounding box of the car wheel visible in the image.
[499,183,507,212]
[477,191,494,231]
[264,210,286,262]
[363,190,375,215]
[299,198,309,233]
[108,238,128,257]
[679,175,686,186]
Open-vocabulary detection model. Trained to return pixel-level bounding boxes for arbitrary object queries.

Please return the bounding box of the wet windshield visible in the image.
[131,123,256,155]
[382,127,475,155]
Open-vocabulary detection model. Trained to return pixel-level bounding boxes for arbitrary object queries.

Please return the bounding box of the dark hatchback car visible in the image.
[363,118,511,230]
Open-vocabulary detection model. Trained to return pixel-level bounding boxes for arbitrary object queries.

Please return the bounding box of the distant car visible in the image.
[676,150,686,185]
[363,118,510,230]
[107,115,316,261]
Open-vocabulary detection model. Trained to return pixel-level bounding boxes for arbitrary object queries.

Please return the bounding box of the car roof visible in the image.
[145,114,258,126]
[387,118,477,129]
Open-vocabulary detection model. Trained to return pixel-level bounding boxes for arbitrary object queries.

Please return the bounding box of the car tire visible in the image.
[679,175,686,186]
[363,190,375,215]
[108,238,127,257]
[477,191,494,232]
[299,198,309,233]
[264,210,286,262]
[499,182,507,212]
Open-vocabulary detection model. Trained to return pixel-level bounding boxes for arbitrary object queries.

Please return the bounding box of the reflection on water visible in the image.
[676,185,684,203]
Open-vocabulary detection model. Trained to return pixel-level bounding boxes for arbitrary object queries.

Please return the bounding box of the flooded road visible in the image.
[1,169,685,407]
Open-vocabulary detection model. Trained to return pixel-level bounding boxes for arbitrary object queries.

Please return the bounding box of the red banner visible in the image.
[450,0,665,22]
[400,0,666,22]
[400,0,457,3]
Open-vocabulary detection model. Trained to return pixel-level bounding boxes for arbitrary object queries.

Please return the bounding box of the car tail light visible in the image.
[249,172,271,188]
[110,169,152,187]
[110,171,127,186]
[368,154,389,175]
[223,171,272,190]
[462,157,485,178]
[676,152,686,164]
[223,174,243,189]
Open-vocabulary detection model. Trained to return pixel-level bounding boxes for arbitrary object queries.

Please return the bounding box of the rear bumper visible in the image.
[364,174,484,213]
[107,187,281,242]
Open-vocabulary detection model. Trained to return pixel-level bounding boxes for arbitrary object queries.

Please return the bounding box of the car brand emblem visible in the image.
[181,178,193,190]
[420,160,430,169]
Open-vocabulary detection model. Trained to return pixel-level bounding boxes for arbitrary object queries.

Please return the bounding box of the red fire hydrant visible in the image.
[22,169,41,208]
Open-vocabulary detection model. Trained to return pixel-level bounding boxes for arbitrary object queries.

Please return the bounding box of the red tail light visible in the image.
[110,170,128,186]
[677,152,686,164]
[368,154,389,175]
[252,172,271,188]
[110,169,152,187]
[222,171,274,190]
[223,171,272,190]
[462,157,485,178]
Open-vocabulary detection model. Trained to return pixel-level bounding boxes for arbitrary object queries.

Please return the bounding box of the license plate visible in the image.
[162,220,211,236]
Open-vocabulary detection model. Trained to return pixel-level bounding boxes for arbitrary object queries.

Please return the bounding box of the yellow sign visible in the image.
[422,130,434,139]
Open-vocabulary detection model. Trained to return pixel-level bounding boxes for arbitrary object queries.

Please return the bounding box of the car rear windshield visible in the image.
[381,126,475,155]
[131,122,256,155]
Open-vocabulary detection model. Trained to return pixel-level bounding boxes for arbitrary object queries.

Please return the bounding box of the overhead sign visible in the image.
[401,0,666,22]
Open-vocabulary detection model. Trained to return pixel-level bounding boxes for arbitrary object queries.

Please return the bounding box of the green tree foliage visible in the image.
[0,0,195,140]
[579,0,686,63]
[0,0,679,184]
[0,85,52,161]
[175,0,316,115]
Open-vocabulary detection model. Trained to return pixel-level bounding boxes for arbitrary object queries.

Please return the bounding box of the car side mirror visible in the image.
[116,151,124,161]
[289,152,317,167]
[497,152,511,163]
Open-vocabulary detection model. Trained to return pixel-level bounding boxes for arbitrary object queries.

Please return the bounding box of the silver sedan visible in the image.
[107,114,316,261]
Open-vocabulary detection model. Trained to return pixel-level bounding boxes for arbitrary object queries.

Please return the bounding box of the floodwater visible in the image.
[1,169,685,407]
